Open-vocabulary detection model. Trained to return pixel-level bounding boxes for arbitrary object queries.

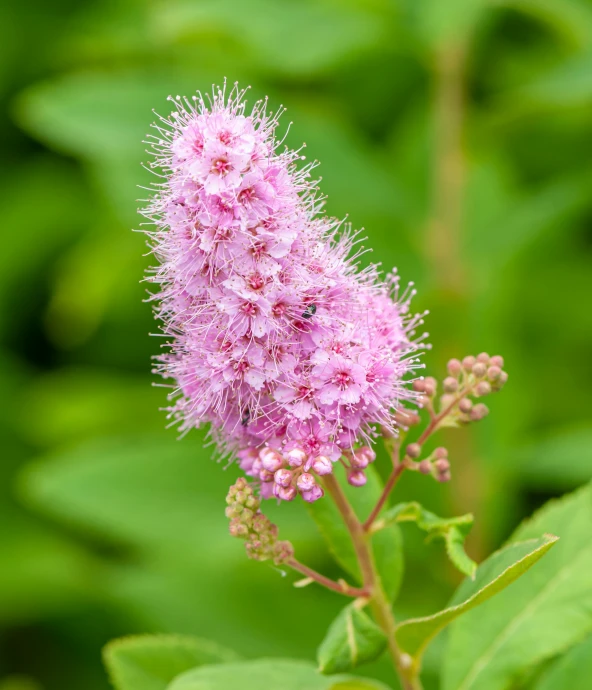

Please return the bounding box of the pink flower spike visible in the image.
[143,83,426,503]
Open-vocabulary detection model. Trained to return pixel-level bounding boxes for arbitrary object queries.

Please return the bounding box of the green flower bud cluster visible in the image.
[225,478,294,564]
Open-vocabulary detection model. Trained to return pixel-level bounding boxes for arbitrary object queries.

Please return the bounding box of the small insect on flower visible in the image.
[143,81,426,502]
[302,303,317,319]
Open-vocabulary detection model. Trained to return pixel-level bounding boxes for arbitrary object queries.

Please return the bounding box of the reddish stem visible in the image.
[364,384,473,531]
[286,558,368,598]
[363,462,406,531]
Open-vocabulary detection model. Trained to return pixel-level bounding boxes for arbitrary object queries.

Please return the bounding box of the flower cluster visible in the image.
[144,83,424,501]
[225,478,293,563]
[441,353,508,423]
[238,442,377,502]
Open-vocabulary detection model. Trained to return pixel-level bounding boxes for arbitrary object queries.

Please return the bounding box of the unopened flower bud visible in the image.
[286,447,307,467]
[274,468,292,487]
[302,485,324,503]
[352,446,375,469]
[406,442,421,459]
[475,381,491,396]
[440,393,455,408]
[296,472,316,492]
[487,366,501,381]
[490,355,504,368]
[381,424,397,437]
[434,446,448,459]
[395,410,421,427]
[347,470,367,487]
[462,355,476,372]
[358,446,376,462]
[259,469,274,482]
[477,352,490,363]
[423,377,437,396]
[312,455,333,476]
[273,540,294,563]
[274,484,297,501]
[459,397,472,413]
[261,450,283,472]
[260,446,277,462]
[437,470,452,483]
[472,362,487,378]
[470,403,489,421]
[351,453,369,469]
[229,522,249,537]
[443,376,459,393]
[498,371,509,386]
[419,460,432,474]
[413,379,426,392]
[434,458,450,472]
[447,358,462,376]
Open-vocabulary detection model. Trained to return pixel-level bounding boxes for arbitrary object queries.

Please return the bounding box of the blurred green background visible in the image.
[1,0,591,688]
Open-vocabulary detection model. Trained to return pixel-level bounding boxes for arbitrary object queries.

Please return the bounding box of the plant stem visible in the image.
[286,558,369,598]
[427,41,467,294]
[323,474,423,689]
[363,462,406,531]
[364,384,474,531]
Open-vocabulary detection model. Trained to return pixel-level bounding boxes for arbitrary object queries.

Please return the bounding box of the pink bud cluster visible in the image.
[443,353,508,423]
[417,447,451,482]
[238,443,376,502]
[144,83,424,500]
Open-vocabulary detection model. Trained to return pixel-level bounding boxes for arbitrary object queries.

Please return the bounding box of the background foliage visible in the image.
[1,0,591,688]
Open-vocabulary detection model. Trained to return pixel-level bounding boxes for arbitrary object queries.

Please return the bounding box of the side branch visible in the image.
[364,384,474,531]
[286,558,369,598]
[363,462,407,531]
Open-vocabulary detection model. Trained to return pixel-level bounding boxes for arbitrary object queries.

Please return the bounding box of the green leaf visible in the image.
[502,0,592,51]
[443,483,592,690]
[465,157,592,275]
[535,634,592,690]
[514,426,592,490]
[317,603,388,675]
[518,52,592,108]
[307,465,403,601]
[416,0,489,45]
[19,368,164,447]
[0,513,95,626]
[328,680,391,690]
[377,502,476,577]
[395,534,557,661]
[0,676,43,690]
[103,634,239,690]
[154,0,387,77]
[18,435,226,557]
[166,659,387,690]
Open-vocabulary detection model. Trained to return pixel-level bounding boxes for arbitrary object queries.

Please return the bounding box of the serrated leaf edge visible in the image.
[395,534,558,660]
